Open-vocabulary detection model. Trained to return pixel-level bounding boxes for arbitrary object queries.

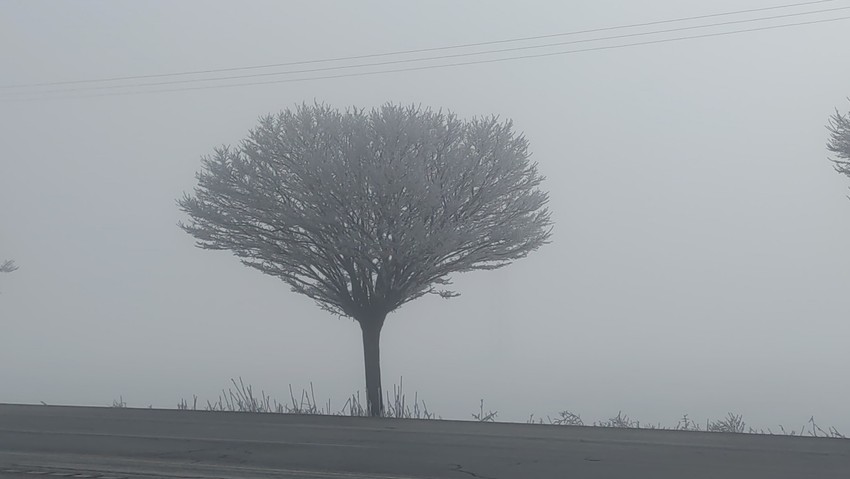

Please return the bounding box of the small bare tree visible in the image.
[827,102,850,184]
[179,103,552,416]
[0,260,17,273]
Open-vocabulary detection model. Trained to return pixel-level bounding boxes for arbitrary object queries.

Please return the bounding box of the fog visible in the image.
[2,0,849,431]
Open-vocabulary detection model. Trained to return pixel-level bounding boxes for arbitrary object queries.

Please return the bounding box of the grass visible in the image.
[175,377,437,420]
[107,377,847,439]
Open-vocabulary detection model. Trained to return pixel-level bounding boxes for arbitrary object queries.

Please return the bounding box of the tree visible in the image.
[1,260,17,293]
[0,260,17,273]
[827,102,850,182]
[179,103,552,416]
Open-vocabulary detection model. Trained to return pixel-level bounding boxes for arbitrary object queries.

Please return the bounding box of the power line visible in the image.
[0,0,840,89]
[4,4,849,97]
[6,14,846,103]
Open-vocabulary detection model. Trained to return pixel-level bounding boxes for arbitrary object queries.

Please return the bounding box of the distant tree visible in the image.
[179,103,552,416]
[1,260,17,293]
[827,102,850,183]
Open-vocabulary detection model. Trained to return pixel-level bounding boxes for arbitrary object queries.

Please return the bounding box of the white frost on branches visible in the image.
[827,104,850,179]
[179,103,552,320]
[0,260,17,273]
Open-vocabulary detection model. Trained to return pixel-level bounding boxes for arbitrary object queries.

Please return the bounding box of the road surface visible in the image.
[1,404,848,478]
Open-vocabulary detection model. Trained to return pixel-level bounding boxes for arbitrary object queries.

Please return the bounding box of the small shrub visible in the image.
[707,413,746,433]
[471,399,497,422]
[675,414,701,431]
[594,411,640,429]
[549,410,584,426]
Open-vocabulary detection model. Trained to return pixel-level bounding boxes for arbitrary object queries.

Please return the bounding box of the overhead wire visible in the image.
[0,0,841,90]
[3,9,849,101]
[6,4,850,97]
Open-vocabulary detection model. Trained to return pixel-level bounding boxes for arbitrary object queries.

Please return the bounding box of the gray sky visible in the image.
[2,0,849,430]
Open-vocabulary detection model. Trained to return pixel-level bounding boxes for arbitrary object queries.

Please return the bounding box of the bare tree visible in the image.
[1,260,17,294]
[827,102,850,182]
[179,103,552,416]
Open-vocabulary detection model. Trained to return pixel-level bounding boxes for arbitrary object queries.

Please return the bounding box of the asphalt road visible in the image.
[1,404,848,478]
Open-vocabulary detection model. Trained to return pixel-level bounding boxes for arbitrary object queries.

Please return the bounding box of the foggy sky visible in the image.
[2,0,849,430]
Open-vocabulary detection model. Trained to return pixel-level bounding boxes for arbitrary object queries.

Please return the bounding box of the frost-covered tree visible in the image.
[827,103,850,184]
[179,103,552,416]
[1,260,17,293]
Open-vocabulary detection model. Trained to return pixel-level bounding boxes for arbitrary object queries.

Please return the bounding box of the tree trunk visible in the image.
[359,317,385,417]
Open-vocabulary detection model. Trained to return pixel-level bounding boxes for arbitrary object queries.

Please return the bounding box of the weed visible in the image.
[471,399,497,422]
